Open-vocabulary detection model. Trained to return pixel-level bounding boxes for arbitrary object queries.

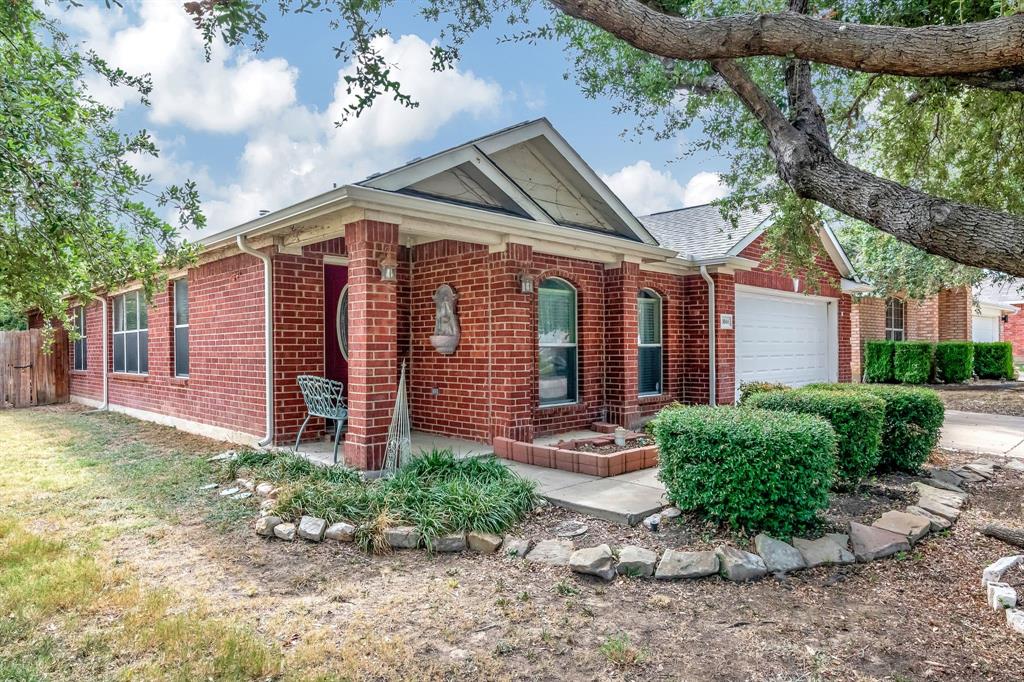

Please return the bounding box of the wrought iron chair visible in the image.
[295,375,348,464]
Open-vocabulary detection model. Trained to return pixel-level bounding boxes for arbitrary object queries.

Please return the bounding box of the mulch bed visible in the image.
[932,381,1024,417]
[570,436,654,455]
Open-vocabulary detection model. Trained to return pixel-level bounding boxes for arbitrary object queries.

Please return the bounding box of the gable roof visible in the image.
[358,118,659,245]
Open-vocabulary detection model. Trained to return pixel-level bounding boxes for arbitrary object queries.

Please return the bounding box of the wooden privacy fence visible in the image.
[0,329,69,409]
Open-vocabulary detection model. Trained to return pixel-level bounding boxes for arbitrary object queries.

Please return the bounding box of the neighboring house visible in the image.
[972,278,1024,357]
[57,119,859,470]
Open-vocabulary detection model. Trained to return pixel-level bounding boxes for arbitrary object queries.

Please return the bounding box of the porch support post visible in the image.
[343,219,399,470]
[605,261,640,427]
[488,242,535,443]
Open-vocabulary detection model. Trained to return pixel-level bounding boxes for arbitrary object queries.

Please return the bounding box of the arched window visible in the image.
[637,289,663,395]
[336,284,350,360]
[538,278,577,406]
[885,298,905,341]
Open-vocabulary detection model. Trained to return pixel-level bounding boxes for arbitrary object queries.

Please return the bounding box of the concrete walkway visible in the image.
[505,461,665,526]
[941,410,1024,458]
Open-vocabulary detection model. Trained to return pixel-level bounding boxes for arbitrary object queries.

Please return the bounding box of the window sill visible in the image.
[109,372,149,382]
[538,401,579,410]
[171,376,189,387]
[71,369,89,375]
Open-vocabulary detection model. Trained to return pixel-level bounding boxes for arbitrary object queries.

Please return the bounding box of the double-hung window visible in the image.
[637,290,663,395]
[538,278,578,406]
[113,290,148,374]
[72,306,87,371]
[173,279,189,377]
[885,298,905,341]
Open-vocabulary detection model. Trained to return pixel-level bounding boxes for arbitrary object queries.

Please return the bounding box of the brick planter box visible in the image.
[493,434,658,477]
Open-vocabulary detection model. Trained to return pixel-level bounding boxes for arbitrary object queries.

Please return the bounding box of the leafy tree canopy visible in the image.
[1,1,202,329]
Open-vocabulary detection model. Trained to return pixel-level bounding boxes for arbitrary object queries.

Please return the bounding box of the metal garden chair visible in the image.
[295,375,348,464]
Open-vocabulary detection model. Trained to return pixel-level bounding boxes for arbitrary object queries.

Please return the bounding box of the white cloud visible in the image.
[602,162,728,215]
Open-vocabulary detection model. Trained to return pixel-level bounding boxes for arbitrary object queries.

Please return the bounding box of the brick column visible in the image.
[938,287,971,340]
[712,273,736,404]
[343,220,399,470]
[604,261,640,427]
[487,242,535,443]
[907,297,939,341]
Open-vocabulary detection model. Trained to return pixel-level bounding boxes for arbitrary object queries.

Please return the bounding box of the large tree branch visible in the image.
[550,0,1024,77]
[710,58,1024,277]
[954,68,1024,92]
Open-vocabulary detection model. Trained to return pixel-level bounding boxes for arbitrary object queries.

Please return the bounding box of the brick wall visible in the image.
[938,287,971,340]
[70,253,268,437]
[68,299,104,402]
[1003,305,1024,359]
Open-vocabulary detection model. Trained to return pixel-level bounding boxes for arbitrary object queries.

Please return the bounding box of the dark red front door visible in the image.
[324,263,349,390]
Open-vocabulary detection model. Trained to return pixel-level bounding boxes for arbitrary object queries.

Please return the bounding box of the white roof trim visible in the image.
[724,216,853,278]
[725,214,772,258]
[842,278,874,293]
[976,300,1020,315]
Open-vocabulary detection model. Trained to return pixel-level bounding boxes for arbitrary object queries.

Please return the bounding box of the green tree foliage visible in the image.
[1,2,202,328]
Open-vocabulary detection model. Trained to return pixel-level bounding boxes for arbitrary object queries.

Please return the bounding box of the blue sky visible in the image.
[60,2,729,234]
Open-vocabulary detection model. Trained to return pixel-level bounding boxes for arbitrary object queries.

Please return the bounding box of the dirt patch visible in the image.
[571,436,654,455]
[933,381,1024,417]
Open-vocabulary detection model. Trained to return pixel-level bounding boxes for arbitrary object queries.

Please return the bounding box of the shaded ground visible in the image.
[2,404,1023,681]
[933,381,1024,417]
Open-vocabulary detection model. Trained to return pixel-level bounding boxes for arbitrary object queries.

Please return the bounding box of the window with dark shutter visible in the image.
[538,278,578,406]
[173,279,189,377]
[638,290,662,396]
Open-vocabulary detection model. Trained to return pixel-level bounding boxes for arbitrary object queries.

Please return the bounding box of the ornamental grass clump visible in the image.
[260,449,536,553]
[649,405,836,536]
[745,388,884,486]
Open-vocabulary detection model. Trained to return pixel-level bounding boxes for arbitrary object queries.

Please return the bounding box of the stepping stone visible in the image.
[218,487,240,497]
[920,476,965,495]
[974,457,1001,469]
[952,468,986,483]
[716,546,768,582]
[1007,608,1024,635]
[502,537,531,558]
[616,545,657,578]
[872,510,930,544]
[433,533,466,553]
[962,462,994,479]
[792,536,855,568]
[199,483,219,490]
[525,539,574,566]
[982,555,1024,586]
[325,522,356,542]
[553,521,589,538]
[1005,459,1024,473]
[297,515,326,542]
[274,522,296,541]
[905,505,952,532]
[753,534,805,574]
[384,526,421,549]
[255,515,281,537]
[569,544,617,581]
[467,531,502,553]
[915,496,961,522]
[655,550,719,580]
[929,468,965,488]
[987,582,1017,610]
[911,482,967,507]
[849,522,911,562]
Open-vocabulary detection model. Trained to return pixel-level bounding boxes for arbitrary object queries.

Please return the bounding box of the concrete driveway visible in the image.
[941,409,1024,458]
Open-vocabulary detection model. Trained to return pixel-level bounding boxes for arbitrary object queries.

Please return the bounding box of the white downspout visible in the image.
[237,235,274,446]
[100,296,109,410]
[700,265,716,406]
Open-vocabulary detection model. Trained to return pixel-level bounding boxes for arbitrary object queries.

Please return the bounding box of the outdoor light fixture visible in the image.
[378,251,398,282]
[517,270,535,294]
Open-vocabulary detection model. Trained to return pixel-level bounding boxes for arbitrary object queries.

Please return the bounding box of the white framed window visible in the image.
[638,289,663,396]
[173,279,189,377]
[72,306,87,371]
[112,290,148,374]
[336,284,349,360]
[885,298,905,341]
[538,277,578,406]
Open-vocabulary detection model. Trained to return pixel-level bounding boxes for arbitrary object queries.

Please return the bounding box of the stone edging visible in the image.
[981,555,1024,638]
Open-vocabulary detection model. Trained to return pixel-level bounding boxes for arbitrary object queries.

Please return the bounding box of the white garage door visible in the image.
[735,288,836,398]
[972,315,1000,343]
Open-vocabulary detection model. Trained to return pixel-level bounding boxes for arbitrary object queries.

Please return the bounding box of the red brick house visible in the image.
[64,119,859,469]
[972,278,1024,359]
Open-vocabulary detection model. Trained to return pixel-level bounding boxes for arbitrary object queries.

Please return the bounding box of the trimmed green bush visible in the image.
[863,340,895,383]
[934,341,974,383]
[650,405,836,535]
[974,341,1016,380]
[893,341,934,384]
[746,388,884,485]
[737,381,790,405]
[806,383,944,472]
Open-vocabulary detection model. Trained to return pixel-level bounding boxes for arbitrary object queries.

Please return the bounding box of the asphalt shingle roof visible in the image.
[974,276,1024,304]
[638,204,768,260]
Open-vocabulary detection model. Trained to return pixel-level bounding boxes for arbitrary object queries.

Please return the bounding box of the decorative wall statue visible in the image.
[430,284,460,355]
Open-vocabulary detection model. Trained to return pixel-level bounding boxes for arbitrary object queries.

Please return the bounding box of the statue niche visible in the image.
[430,284,460,355]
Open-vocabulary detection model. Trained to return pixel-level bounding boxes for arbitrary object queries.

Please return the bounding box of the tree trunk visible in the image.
[982,524,1024,549]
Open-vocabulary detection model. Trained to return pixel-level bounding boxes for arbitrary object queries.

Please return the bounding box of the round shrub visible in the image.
[934,341,974,383]
[893,341,934,384]
[746,388,884,485]
[974,341,1016,380]
[806,383,944,472]
[737,381,790,405]
[863,340,895,383]
[649,405,836,536]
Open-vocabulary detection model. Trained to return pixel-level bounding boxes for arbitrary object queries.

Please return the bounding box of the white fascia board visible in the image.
[724,215,854,279]
[841,278,874,293]
[977,300,1020,315]
[725,215,771,258]
[475,118,661,247]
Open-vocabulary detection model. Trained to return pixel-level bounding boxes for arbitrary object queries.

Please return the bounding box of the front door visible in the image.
[324,263,349,390]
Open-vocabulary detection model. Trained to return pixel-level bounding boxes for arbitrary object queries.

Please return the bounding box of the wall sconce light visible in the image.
[378,251,398,282]
[517,270,535,294]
